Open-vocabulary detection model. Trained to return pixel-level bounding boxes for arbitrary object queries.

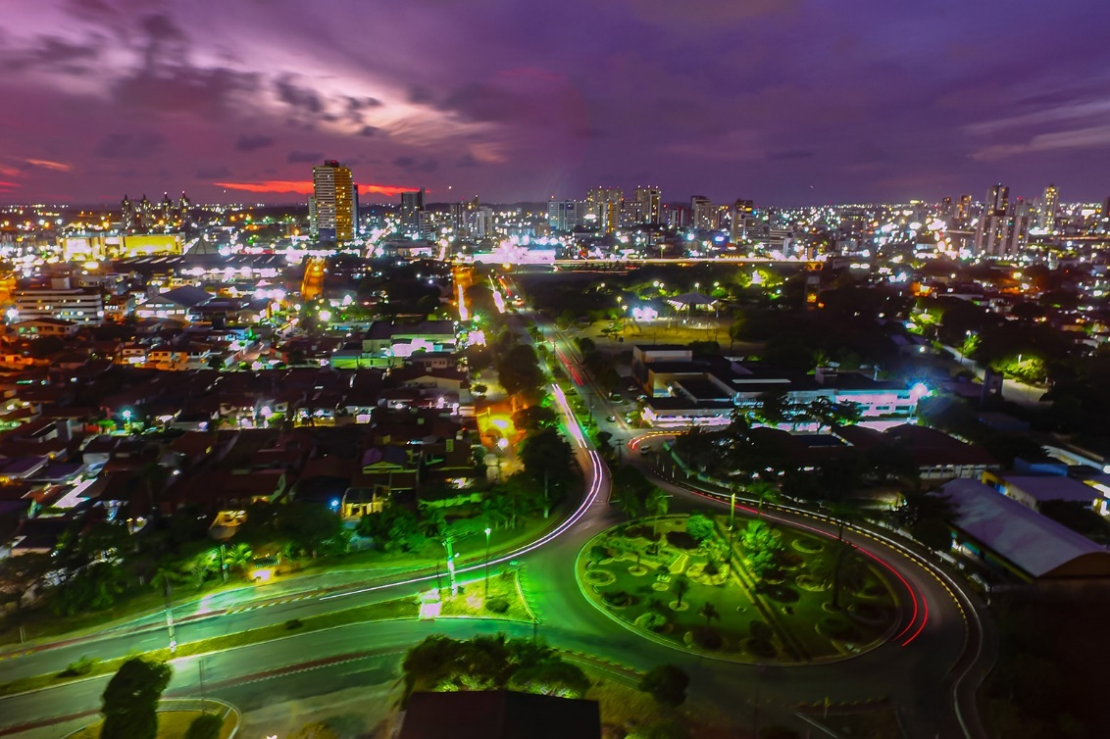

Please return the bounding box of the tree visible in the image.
[750,480,778,517]
[222,542,254,578]
[0,552,52,612]
[185,713,223,739]
[497,344,545,397]
[207,356,225,371]
[639,664,690,707]
[645,489,670,536]
[741,520,783,581]
[275,501,342,557]
[100,658,172,739]
[685,514,714,543]
[672,575,690,607]
[510,660,590,698]
[698,601,721,628]
[513,404,558,432]
[611,484,645,520]
[754,391,789,427]
[519,428,575,516]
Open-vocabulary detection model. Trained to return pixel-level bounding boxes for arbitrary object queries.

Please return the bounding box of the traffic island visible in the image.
[576,513,902,663]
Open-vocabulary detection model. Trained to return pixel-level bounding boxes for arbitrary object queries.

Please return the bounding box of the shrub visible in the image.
[750,621,773,641]
[638,664,690,707]
[185,713,223,739]
[485,598,510,614]
[704,560,719,577]
[285,618,304,630]
[59,656,98,677]
[641,612,667,632]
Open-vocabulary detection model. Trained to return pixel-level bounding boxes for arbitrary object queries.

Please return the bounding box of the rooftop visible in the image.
[942,478,1110,579]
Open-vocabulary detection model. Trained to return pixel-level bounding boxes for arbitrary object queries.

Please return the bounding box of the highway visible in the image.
[0,293,992,738]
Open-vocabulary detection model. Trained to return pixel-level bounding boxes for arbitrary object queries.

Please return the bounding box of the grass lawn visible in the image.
[0,571,532,698]
[0,510,562,650]
[69,709,236,739]
[586,670,736,738]
[579,513,898,663]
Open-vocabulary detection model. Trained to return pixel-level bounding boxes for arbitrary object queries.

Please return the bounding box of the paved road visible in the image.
[0,310,990,739]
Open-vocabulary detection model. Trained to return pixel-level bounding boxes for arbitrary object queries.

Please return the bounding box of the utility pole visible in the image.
[484,527,492,599]
[443,537,459,596]
[163,581,176,654]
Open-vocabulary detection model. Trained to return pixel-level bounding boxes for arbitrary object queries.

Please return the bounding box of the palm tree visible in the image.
[808,397,837,432]
[644,489,670,536]
[698,601,721,628]
[611,486,644,520]
[673,575,690,607]
[750,480,778,518]
[223,543,254,578]
[828,502,860,542]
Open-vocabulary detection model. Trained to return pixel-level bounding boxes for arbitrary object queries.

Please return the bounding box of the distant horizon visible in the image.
[3,2,1110,205]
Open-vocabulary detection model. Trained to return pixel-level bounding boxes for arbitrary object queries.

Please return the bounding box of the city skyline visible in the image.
[2,0,1110,206]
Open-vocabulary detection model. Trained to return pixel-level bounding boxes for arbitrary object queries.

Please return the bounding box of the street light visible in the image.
[484,527,492,599]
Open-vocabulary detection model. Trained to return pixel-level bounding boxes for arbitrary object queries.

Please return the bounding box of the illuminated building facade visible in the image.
[312,161,355,241]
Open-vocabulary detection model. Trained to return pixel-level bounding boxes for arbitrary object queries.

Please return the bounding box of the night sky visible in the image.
[2,0,1110,206]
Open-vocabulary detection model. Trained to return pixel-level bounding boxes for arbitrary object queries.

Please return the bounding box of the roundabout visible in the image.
[575,513,901,664]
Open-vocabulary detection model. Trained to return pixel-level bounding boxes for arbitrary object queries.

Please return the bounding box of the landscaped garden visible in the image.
[577,512,901,663]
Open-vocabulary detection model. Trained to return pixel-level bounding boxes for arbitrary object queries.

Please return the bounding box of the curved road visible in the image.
[0,341,991,739]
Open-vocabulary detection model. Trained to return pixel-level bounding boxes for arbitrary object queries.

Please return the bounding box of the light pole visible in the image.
[484,527,492,599]
[443,537,459,596]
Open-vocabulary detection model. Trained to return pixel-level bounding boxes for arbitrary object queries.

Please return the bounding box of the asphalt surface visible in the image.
[0,305,992,739]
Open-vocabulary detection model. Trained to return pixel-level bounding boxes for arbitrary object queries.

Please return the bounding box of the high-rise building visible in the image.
[985,183,1009,216]
[548,200,584,232]
[587,187,622,233]
[730,199,755,242]
[634,186,661,224]
[956,195,972,227]
[311,160,355,241]
[121,195,135,233]
[400,188,426,233]
[1102,196,1110,233]
[974,199,1030,258]
[691,196,717,230]
[1039,184,1059,231]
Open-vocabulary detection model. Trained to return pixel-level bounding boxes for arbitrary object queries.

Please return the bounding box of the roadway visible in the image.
[0,299,990,739]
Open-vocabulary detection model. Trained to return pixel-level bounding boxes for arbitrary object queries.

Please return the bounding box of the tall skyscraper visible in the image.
[1039,184,1059,231]
[548,200,584,232]
[634,186,661,224]
[974,188,1029,258]
[1102,196,1110,233]
[400,188,426,233]
[587,187,622,234]
[985,183,1009,216]
[730,199,754,242]
[956,195,972,227]
[691,196,717,230]
[312,160,355,241]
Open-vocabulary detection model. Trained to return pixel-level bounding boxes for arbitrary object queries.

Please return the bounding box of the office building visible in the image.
[691,196,718,230]
[730,199,755,241]
[400,189,426,234]
[311,160,355,241]
[985,183,1009,216]
[634,186,661,224]
[13,283,104,326]
[1101,196,1110,233]
[956,195,972,227]
[548,200,584,232]
[1039,184,1059,231]
[587,187,622,234]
